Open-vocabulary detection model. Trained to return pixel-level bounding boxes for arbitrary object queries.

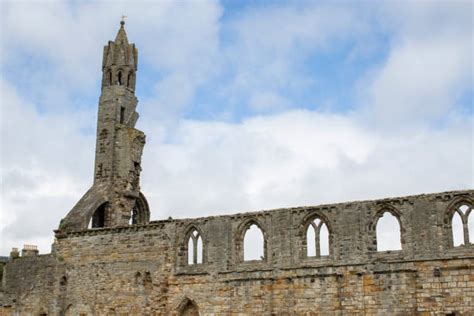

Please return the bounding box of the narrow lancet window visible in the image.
[306,223,316,257]
[187,237,194,265]
[376,212,402,251]
[243,224,264,261]
[452,211,464,246]
[320,223,329,256]
[118,71,123,85]
[469,211,474,244]
[196,236,203,264]
[120,106,125,124]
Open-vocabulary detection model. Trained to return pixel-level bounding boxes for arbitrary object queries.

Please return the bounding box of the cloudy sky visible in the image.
[0,1,472,255]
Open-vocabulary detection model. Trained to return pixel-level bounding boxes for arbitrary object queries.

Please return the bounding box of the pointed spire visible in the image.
[114,19,129,45]
[101,19,138,89]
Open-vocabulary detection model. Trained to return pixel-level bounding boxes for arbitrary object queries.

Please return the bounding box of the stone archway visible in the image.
[178,297,199,316]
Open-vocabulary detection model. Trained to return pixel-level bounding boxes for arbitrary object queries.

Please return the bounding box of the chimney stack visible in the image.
[21,245,38,257]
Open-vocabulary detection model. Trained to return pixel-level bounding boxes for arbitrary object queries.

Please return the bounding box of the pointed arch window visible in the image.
[89,203,108,228]
[243,224,265,261]
[306,217,330,258]
[451,204,472,246]
[129,193,150,226]
[187,229,203,265]
[376,211,402,251]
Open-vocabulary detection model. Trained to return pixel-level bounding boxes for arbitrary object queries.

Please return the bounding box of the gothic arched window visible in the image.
[450,203,472,246]
[129,193,150,226]
[243,223,264,261]
[376,211,402,251]
[118,71,123,85]
[186,228,203,265]
[89,203,108,228]
[306,217,330,257]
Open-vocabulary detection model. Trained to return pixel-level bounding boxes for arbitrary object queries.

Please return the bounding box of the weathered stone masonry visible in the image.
[1,22,473,316]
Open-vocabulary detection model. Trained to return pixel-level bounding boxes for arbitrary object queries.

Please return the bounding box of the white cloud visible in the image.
[366,1,472,127]
[141,110,472,221]
[0,78,94,253]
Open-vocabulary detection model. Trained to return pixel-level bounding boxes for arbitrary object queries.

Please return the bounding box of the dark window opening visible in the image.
[60,276,67,287]
[120,106,125,124]
[108,70,112,85]
[130,205,138,225]
[134,271,141,285]
[179,298,199,316]
[118,71,123,85]
[91,203,107,228]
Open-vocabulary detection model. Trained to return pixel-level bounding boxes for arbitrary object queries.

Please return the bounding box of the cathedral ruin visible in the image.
[1,22,473,315]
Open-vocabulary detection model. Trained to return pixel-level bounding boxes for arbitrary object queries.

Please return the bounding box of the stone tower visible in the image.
[59,21,150,232]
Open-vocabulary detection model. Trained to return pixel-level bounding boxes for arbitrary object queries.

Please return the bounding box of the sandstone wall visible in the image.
[1,190,473,315]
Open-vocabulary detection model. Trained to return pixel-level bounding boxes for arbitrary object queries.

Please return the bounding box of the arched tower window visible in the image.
[118,71,123,85]
[186,228,203,265]
[129,193,150,226]
[306,217,330,257]
[450,203,472,246]
[243,223,265,261]
[89,203,107,228]
[376,211,402,251]
[108,70,112,86]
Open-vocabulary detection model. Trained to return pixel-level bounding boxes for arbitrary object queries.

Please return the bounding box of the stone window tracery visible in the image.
[450,203,472,246]
[129,193,150,226]
[306,217,329,257]
[187,228,203,265]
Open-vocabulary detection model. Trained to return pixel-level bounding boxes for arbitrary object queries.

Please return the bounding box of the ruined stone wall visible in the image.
[1,190,473,315]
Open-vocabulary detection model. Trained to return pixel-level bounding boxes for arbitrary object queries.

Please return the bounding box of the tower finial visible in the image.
[121,14,127,26]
